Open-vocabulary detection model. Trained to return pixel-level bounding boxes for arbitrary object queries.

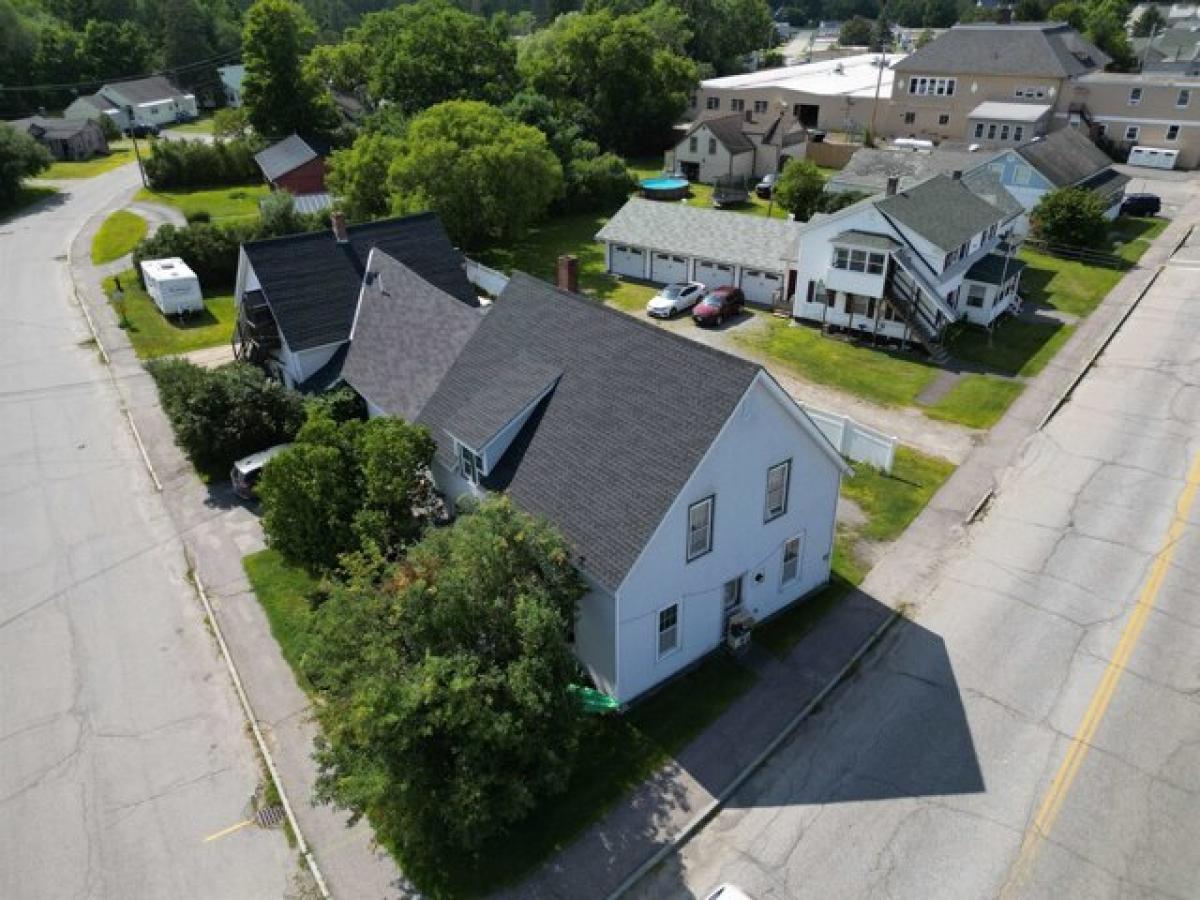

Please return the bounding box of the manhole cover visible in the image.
[255,805,287,829]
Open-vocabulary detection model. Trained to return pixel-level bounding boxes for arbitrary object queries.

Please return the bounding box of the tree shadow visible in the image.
[0,186,67,224]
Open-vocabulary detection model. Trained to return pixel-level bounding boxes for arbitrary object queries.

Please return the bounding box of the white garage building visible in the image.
[596,198,804,307]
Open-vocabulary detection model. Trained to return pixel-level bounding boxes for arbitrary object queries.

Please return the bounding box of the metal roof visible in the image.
[254,134,320,182]
[968,101,1053,123]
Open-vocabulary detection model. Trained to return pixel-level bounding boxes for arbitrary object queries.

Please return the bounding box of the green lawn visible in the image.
[736,314,941,407]
[922,375,1026,430]
[1017,248,1124,318]
[243,549,319,694]
[104,267,236,358]
[165,116,215,135]
[0,185,57,220]
[1110,216,1167,265]
[44,142,135,178]
[91,210,148,264]
[949,318,1075,378]
[135,183,269,223]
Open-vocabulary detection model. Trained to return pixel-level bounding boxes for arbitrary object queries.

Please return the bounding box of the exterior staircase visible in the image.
[884,256,952,364]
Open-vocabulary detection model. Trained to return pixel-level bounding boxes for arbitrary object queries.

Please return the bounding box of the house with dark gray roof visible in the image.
[415,271,849,703]
[597,197,803,305]
[64,75,197,130]
[233,212,478,390]
[5,116,107,160]
[791,172,1025,353]
[669,113,806,184]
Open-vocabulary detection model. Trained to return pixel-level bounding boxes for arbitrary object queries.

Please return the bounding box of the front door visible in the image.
[722,575,744,638]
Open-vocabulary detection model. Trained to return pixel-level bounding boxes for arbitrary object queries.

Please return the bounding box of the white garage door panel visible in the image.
[741,269,783,305]
[651,253,689,284]
[695,259,735,289]
[610,244,645,279]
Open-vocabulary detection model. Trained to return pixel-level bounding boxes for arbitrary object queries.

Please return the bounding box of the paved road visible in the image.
[633,229,1200,897]
[0,171,294,897]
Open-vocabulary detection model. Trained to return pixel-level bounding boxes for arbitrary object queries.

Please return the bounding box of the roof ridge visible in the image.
[243,211,438,251]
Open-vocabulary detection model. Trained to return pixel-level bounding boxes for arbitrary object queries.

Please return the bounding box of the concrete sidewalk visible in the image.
[68,181,407,899]
[503,204,1199,900]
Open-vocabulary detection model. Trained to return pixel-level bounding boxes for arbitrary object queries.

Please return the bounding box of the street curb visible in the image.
[606,607,903,900]
[188,556,331,899]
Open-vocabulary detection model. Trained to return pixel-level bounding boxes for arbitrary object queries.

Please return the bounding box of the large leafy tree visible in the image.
[352,0,518,114]
[241,0,337,138]
[1133,4,1166,37]
[838,15,873,45]
[305,497,587,869]
[80,20,151,81]
[1031,187,1109,249]
[327,132,403,221]
[0,123,52,207]
[774,157,826,221]
[518,9,697,155]
[386,100,562,248]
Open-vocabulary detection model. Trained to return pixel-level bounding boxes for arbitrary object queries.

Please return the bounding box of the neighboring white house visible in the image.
[596,198,804,306]
[416,272,850,705]
[218,64,246,108]
[65,75,198,130]
[668,113,806,183]
[792,172,1025,351]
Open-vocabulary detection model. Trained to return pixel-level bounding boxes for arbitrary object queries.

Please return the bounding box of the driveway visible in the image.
[0,168,296,896]
[1113,163,1197,217]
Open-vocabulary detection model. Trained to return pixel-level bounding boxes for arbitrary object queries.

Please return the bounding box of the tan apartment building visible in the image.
[881,23,1109,145]
[690,53,903,135]
[1059,72,1200,168]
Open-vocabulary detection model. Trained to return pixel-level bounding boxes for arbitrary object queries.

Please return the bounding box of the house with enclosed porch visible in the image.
[596,198,804,306]
[791,172,1025,357]
[414,272,850,705]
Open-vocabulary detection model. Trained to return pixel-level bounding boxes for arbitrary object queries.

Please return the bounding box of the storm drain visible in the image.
[255,805,287,829]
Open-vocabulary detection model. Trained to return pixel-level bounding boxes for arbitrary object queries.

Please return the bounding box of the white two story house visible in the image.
[416,272,850,704]
[792,172,1026,357]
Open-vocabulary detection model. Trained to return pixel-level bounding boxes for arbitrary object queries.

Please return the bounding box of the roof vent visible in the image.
[834,62,844,74]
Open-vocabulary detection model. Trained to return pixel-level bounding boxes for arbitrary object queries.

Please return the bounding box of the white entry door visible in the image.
[741,269,784,305]
[651,252,689,284]
[695,259,735,289]
[610,244,645,279]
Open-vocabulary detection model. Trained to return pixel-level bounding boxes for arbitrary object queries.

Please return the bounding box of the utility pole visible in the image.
[125,106,147,187]
[869,51,886,138]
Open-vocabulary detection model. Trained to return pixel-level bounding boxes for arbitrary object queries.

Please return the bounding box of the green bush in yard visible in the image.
[303,497,586,876]
[133,221,252,290]
[146,359,305,474]
[0,122,51,207]
[1031,186,1109,249]
[142,137,263,190]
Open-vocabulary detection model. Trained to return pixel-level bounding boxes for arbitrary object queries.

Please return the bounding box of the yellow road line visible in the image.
[203,818,254,843]
[1001,451,1200,897]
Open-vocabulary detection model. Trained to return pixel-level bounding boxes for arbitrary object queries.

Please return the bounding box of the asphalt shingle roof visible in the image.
[254,134,321,182]
[827,146,998,194]
[690,114,755,153]
[340,250,484,421]
[833,230,902,251]
[104,75,190,105]
[418,272,762,591]
[243,213,476,352]
[876,174,1008,252]
[1015,128,1117,188]
[962,166,1024,220]
[892,23,1109,78]
[596,198,803,273]
[965,253,1026,285]
[6,116,96,139]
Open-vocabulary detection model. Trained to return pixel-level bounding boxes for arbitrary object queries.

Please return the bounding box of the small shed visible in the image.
[140,258,203,315]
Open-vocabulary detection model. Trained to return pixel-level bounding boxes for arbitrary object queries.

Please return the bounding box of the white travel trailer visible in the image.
[140,257,203,315]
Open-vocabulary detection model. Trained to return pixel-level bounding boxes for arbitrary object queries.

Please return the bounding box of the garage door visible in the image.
[610,244,645,279]
[651,252,689,284]
[695,259,736,289]
[740,269,784,306]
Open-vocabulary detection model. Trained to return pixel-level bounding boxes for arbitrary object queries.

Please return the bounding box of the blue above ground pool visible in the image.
[640,176,689,200]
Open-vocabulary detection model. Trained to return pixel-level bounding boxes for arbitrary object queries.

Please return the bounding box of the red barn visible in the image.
[254,134,329,196]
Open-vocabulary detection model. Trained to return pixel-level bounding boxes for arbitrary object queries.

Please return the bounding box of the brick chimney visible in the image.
[331,210,349,243]
[886,175,900,196]
[952,169,962,180]
[557,254,579,293]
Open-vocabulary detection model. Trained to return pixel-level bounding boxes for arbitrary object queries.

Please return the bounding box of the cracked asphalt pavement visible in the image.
[633,229,1200,899]
[0,171,294,897]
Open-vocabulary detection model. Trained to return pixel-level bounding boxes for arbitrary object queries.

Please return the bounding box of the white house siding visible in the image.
[574,574,619,698]
[612,375,841,703]
[673,124,753,184]
[792,203,896,321]
[274,340,342,388]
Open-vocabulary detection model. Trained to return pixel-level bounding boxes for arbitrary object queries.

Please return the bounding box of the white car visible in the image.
[647,281,705,319]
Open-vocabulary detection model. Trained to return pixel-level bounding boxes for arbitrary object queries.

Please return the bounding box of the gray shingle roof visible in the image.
[418,272,762,591]
[827,146,998,194]
[833,230,902,251]
[6,116,96,139]
[962,166,1024,220]
[340,250,484,420]
[690,114,754,154]
[876,174,1008,252]
[1015,128,1116,188]
[254,134,320,182]
[104,75,190,105]
[892,23,1109,78]
[596,198,803,273]
[438,354,562,449]
[243,213,476,352]
[965,253,1026,285]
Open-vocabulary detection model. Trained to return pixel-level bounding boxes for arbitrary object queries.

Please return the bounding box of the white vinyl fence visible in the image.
[802,405,897,473]
[464,258,510,297]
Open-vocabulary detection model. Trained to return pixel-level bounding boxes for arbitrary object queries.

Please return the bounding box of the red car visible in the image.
[692,286,745,326]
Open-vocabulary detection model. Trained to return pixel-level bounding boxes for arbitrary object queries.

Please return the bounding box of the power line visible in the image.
[0,47,243,93]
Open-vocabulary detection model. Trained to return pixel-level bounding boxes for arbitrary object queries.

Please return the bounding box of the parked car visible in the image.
[1121,193,1161,217]
[755,172,778,199]
[693,285,745,326]
[230,444,293,499]
[647,281,705,318]
[125,122,160,138]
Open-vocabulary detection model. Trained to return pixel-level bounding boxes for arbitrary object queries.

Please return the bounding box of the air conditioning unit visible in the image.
[725,610,755,652]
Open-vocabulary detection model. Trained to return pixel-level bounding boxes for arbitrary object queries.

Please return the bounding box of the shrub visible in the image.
[142,137,264,190]
[98,114,122,143]
[1031,186,1109,249]
[146,359,306,474]
[185,210,211,223]
[564,151,636,212]
[132,220,257,290]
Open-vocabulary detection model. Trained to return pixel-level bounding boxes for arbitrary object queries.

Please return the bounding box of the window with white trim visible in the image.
[1129,87,1143,105]
[938,113,950,125]
[689,136,697,152]
[903,111,916,124]
[687,496,714,561]
[1000,123,1010,141]
[1125,125,1140,141]
[708,136,717,154]
[657,604,680,657]
[1013,125,1024,142]
[781,536,801,584]
[731,98,745,112]
[754,100,769,114]
[764,459,791,521]
[1179,89,1191,107]
[973,122,984,139]
[707,96,720,110]
[1167,123,1181,141]
[458,443,482,485]
[966,283,988,308]
[908,77,955,96]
